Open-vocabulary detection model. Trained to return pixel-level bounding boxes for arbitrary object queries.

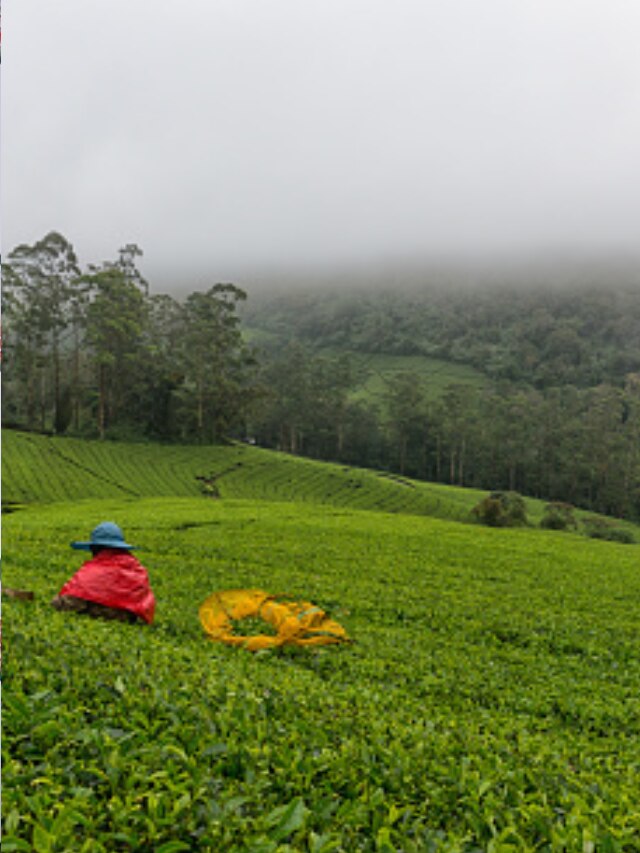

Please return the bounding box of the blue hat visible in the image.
[71,521,138,551]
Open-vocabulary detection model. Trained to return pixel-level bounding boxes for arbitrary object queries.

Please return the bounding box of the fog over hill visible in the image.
[231,253,640,300]
[139,248,640,300]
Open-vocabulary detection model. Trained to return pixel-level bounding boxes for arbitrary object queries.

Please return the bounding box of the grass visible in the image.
[3,435,640,850]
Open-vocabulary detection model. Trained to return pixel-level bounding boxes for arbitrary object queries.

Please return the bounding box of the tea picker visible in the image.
[51,522,156,624]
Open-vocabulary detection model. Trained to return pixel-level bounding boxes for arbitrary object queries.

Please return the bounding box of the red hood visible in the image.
[59,549,155,624]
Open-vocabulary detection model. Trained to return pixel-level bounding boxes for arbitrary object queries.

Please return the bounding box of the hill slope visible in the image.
[242,279,640,388]
[2,429,491,522]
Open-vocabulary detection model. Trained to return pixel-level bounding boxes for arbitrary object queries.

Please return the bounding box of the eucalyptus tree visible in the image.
[177,283,256,442]
[580,384,630,517]
[622,373,640,519]
[2,232,81,431]
[383,372,428,476]
[429,384,480,486]
[251,342,313,454]
[309,353,355,459]
[83,262,149,439]
[139,293,186,438]
[250,344,357,460]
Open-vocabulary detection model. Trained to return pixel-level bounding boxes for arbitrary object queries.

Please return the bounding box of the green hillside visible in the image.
[241,281,640,390]
[2,429,490,522]
[239,287,640,526]
[5,430,637,536]
[243,331,488,405]
[4,494,640,850]
[345,352,486,407]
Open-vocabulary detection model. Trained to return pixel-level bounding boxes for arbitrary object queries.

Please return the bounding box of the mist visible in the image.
[4,1,640,290]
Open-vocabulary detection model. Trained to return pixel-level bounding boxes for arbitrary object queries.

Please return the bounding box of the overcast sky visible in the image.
[3,1,640,289]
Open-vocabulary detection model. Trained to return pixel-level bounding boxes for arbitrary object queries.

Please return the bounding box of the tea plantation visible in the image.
[1,430,488,522]
[2,433,640,851]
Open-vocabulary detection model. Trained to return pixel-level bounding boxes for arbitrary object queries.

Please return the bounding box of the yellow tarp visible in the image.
[199,588,351,652]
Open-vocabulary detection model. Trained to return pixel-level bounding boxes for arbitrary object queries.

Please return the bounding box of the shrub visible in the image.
[472,491,528,527]
[602,529,636,544]
[583,516,636,545]
[540,502,578,531]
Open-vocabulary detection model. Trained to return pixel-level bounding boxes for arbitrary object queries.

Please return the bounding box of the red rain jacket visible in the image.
[58,549,156,624]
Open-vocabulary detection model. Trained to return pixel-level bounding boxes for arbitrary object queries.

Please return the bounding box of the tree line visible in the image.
[246,342,640,521]
[2,232,258,442]
[243,279,640,522]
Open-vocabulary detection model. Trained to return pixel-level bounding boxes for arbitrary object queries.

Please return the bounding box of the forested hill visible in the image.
[4,231,639,521]
[240,278,640,522]
[241,279,640,389]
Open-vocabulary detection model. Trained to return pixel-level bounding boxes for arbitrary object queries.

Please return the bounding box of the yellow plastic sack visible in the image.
[199,589,351,652]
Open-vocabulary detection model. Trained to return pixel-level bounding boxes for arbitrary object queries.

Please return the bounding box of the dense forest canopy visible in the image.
[241,275,640,388]
[241,279,640,521]
[2,232,640,520]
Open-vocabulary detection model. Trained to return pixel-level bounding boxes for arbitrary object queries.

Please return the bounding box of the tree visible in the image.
[84,266,149,439]
[383,372,427,476]
[622,374,640,519]
[580,385,627,516]
[430,384,479,486]
[2,232,81,431]
[176,284,255,442]
[137,293,186,439]
[252,341,312,454]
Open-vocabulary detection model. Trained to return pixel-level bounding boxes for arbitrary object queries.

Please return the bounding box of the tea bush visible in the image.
[2,429,487,522]
[3,496,640,850]
[583,516,636,545]
[539,502,578,531]
[472,491,528,528]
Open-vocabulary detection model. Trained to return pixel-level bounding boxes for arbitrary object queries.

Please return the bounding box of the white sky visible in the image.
[3,1,640,288]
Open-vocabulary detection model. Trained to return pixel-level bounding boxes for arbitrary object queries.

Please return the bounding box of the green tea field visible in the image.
[343,353,486,409]
[2,433,640,851]
[0,430,492,522]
